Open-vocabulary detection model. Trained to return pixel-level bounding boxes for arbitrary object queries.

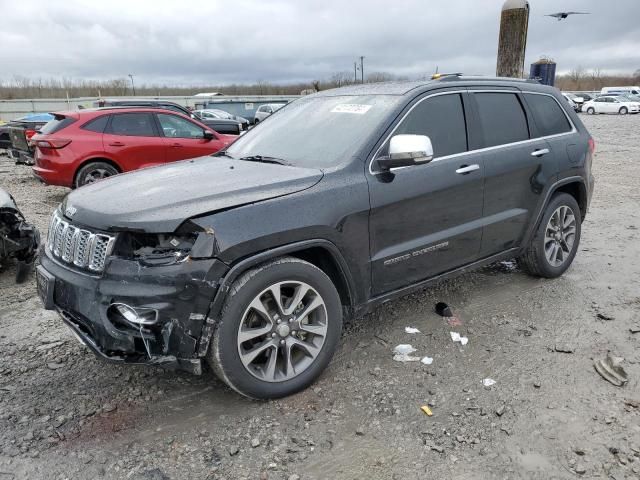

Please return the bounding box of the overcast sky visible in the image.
[1,0,639,85]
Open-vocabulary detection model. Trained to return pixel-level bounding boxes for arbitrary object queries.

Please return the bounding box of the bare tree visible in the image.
[568,66,585,90]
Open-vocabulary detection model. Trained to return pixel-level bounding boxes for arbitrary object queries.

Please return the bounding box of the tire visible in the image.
[207,256,343,399]
[619,107,628,115]
[75,161,119,188]
[254,119,260,125]
[586,107,595,115]
[518,193,582,278]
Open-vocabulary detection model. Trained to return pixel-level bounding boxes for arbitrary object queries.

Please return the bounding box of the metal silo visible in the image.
[530,58,557,86]
[496,0,530,78]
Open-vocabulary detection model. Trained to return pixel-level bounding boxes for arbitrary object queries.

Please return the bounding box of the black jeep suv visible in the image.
[37,77,594,399]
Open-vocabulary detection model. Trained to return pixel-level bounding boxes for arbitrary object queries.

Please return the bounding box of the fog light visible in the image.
[109,303,158,326]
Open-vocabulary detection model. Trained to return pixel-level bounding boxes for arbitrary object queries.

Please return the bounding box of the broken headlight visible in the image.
[114,227,217,265]
[115,232,198,265]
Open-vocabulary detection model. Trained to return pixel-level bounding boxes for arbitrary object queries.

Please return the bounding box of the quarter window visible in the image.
[524,94,572,137]
[474,93,529,147]
[157,113,206,138]
[108,113,156,137]
[81,115,109,133]
[393,93,468,158]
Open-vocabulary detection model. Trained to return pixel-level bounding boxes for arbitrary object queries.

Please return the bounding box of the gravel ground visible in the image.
[1,114,639,480]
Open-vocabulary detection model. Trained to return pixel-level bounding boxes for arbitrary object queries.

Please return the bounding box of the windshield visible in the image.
[225,95,402,168]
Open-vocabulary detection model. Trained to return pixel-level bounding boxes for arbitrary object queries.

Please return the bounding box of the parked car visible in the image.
[36,77,594,399]
[0,188,39,283]
[561,93,580,112]
[0,113,54,164]
[583,96,640,115]
[193,109,250,131]
[32,107,235,188]
[95,100,244,135]
[253,103,284,124]
[562,92,592,111]
[601,86,640,96]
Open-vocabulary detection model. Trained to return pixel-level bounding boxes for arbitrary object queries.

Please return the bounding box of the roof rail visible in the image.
[434,75,542,84]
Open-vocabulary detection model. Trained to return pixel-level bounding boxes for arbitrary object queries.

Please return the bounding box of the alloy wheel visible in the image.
[85,168,113,184]
[543,205,577,267]
[236,281,328,382]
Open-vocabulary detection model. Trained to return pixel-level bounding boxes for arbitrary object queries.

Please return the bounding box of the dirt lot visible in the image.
[1,114,639,480]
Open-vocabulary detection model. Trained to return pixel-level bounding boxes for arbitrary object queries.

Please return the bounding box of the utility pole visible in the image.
[128,74,136,96]
[496,0,530,78]
[354,62,357,83]
[360,56,365,83]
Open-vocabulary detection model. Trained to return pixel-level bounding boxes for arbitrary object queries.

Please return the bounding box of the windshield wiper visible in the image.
[238,155,291,166]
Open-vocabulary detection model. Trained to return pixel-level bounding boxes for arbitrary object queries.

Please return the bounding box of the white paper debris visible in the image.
[393,354,421,362]
[393,344,417,355]
[450,332,469,346]
[405,327,421,334]
[482,378,496,387]
[421,356,434,365]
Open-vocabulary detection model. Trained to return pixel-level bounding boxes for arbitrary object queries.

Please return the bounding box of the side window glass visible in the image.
[524,94,572,137]
[391,93,468,159]
[108,113,156,136]
[474,93,529,147]
[81,115,109,133]
[157,113,205,138]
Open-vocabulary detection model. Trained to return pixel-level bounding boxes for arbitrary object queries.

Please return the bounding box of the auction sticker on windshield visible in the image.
[331,104,372,114]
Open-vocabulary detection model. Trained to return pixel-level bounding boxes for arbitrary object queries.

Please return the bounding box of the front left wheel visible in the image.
[619,107,628,115]
[208,257,343,399]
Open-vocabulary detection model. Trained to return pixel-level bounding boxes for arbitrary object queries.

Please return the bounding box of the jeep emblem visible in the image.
[65,206,77,217]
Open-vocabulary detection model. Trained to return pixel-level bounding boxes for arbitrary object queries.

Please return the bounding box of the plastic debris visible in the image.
[594,353,628,387]
[435,302,453,317]
[421,405,433,416]
[482,378,497,387]
[421,356,434,365]
[450,332,468,346]
[393,344,420,362]
[405,327,421,334]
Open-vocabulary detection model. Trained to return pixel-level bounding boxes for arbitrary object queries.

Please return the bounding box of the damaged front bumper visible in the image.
[38,250,228,374]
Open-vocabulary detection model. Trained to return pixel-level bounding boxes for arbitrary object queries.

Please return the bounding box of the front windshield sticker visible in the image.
[330,104,372,114]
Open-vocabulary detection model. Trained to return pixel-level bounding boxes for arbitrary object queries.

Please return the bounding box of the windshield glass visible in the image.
[225,95,401,168]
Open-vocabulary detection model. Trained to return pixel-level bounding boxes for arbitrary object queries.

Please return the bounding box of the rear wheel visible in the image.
[586,107,595,115]
[208,257,342,399]
[619,107,628,115]
[518,193,581,278]
[75,161,119,188]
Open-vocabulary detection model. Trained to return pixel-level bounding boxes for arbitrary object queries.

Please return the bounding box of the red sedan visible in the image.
[32,107,235,188]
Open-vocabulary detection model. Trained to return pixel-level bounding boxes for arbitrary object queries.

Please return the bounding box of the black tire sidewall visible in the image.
[620,107,628,115]
[212,260,342,399]
[533,193,582,278]
[76,162,118,187]
[587,107,595,115]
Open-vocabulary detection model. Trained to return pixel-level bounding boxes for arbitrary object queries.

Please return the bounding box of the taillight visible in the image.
[588,137,595,154]
[35,139,72,149]
[25,129,37,140]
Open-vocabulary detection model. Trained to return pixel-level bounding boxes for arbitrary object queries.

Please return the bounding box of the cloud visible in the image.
[0,0,638,85]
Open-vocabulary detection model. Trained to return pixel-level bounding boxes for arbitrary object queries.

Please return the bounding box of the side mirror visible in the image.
[203,131,215,141]
[377,134,434,171]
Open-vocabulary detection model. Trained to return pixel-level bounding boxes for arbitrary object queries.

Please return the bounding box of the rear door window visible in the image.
[524,94,572,137]
[393,93,468,158]
[107,113,156,137]
[474,92,529,148]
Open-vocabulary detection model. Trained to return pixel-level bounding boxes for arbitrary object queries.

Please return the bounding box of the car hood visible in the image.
[64,156,323,233]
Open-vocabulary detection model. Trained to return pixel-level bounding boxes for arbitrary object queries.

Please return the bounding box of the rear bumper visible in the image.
[32,165,72,187]
[38,249,228,373]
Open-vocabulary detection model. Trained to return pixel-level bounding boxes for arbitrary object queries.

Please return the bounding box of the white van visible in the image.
[601,86,640,95]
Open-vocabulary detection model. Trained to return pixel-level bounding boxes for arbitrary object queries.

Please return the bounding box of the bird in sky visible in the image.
[546,12,590,21]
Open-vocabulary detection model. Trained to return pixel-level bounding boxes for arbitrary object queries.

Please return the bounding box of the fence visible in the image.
[0,95,300,122]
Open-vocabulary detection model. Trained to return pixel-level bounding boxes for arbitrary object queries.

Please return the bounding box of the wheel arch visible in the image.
[197,240,357,357]
[73,157,122,187]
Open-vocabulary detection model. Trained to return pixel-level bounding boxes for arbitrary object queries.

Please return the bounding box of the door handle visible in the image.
[171,143,183,148]
[455,164,480,174]
[108,142,125,147]
[531,148,550,157]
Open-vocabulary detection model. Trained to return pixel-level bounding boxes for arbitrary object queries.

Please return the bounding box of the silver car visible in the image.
[253,103,284,124]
